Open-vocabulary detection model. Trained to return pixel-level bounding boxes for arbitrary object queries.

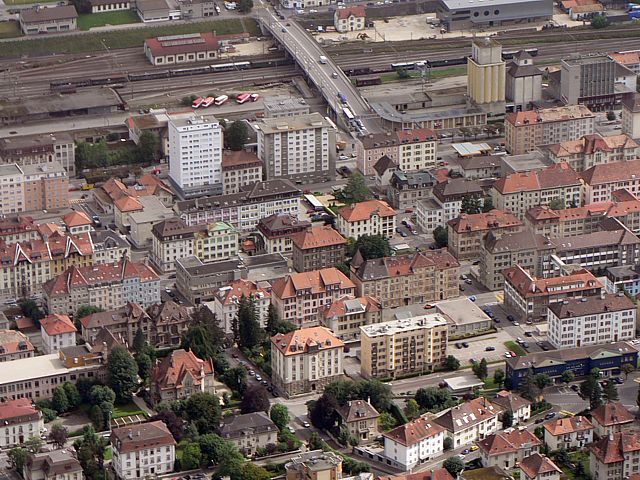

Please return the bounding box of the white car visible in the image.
[338,154,348,160]
[255,374,262,381]
[504,352,512,358]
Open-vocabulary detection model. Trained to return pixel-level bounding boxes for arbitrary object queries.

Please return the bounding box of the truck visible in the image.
[319,55,327,64]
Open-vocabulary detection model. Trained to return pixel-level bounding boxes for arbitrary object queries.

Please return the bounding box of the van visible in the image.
[319,55,327,64]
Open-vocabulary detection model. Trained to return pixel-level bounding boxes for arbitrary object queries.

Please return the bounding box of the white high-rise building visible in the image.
[168,114,223,199]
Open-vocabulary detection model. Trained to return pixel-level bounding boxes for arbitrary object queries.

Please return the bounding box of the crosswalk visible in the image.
[495,292,504,303]
[70,198,87,205]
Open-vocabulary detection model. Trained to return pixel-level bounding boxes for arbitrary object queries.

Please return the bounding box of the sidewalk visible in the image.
[132,394,156,417]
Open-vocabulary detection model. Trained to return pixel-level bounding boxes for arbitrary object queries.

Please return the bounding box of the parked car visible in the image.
[455,342,463,349]
[462,342,469,348]
[302,421,311,428]
[485,346,496,351]
[545,412,556,420]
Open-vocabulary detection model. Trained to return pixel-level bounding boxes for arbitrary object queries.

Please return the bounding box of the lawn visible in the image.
[112,403,146,419]
[504,341,527,357]
[103,446,112,461]
[0,21,21,39]
[561,451,590,480]
[379,65,468,83]
[0,17,257,56]
[77,11,140,31]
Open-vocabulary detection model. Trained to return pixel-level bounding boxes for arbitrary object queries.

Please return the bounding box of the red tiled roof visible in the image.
[493,162,581,194]
[217,279,270,305]
[221,150,262,170]
[582,159,640,186]
[271,267,354,300]
[611,51,640,67]
[448,209,522,233]
[321,295,381,319]
[547,134,637,157]
[63,211,92,227]
[0,398,40,424]
[335,5,365,19]
[0,330,34,356]
[543,416,593,436]
[383,416,445,447]
[590,402,635,428]
[150,349,213,391]
[503,265,601,298]
[396,128,437,144]
[291,225,347,250]
[271,326,343,356]
[145,32,219,58]
[40,314,77,336]
[378,470,454,480]
[519,453,562,479]
[337,199,396,223]
[477,428,541,456]
[589,432,640,464]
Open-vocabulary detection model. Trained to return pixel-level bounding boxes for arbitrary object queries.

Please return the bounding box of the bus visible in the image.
[342,107,355,121]
[214,95,229,106]
[202,96,215,108]
[304,194,324,211]
[191,97,204,108]
[236,93,251,104]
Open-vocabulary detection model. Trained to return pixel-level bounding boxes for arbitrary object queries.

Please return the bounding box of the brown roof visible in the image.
[63,211,92,228]
[377,470,454,480]
[0,330,34,356]
[271,326,344,356]
[590,432,640,464]
[590,402,635,428]
[0,398,40,424]
[503,265,602,299]
[548,293,635,319]
[490,390,531,413]
[256,213,310,239]
[217,279,270,305]
[271,267,354,300]
[353,250,458,282]
[519,453,562,479]
[373,155,398,177]
[434,398,500,433]
[21,5,78,22]
[111,420,176,454]
[448,209,522,234]
[582,159,640,186]
[221,150,262,170]
[321,295,381,319]
[145,32,219,57]
[506,105,594,127]
[335,5,366,19]
[40,314,77,336]
[543,416,593,436]
[477,428,541,457]
[337,200,396,223]
[291,226,346,250]
[383,416,445,447]
[338,399,379,423]
[547,134,638,158]
[493,162,581,194]
[150,349,213,391]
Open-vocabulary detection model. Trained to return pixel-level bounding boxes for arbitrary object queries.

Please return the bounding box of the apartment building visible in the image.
[589,432,640,480]
[291,226,347,272]
[590,402,635,438]
[168,114,223,199]
[24,450,82,480]
[357,128,438,175]
[23,163,69,212]
[605,264,640,296]
[0,133,75,176]
[336,200,396,239]
[150,349,215,404]
[271,268,356,327]
[423,178,486,229]
[43,259,160,315]
[220,412,279,456]
[434,398,500,448]
[582,159,640,203]
[150,217,238,273]
[334,5,366,32]
[491,162,583,219]
[40,314,76,354]
[490,391,531,425]
[447,209,523,260]
[505,105,595,155]
[211,279,270,334]
[175,179,301,232]
[285,451,343,480]
[255,113,336,184]
[545,134,640,172]
[360,313,448,379]
[320,295,382,341]
[387,170,436,210]
[547,293,636,349]
[337,400,379,445]
[94,176,173,216]
[0,330,34,362]
[220,149,263,195]
[477,429,541,470]
[503,265,603,321]
[544,416,594,451]
[622,92,640,139]
[257,214,310,254]
[111,421,176,480]
[382,417,445,471]
[0,165,25,215]
[351,250,459,308]
[270,326,344,397]
[0,216,39,243]
[519,454,562,480]
[479,231,554,291]
[0,398,43,448]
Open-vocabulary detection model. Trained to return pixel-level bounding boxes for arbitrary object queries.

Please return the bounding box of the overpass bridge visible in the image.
[257,9,383,134]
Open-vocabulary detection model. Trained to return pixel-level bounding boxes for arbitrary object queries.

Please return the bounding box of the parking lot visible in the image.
[449,329,516,366]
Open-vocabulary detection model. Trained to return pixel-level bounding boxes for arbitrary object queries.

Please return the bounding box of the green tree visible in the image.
[493,369,505,389]
[378,411,397,431]
[75,141,108,170]
[181,325,218,361]
[89,385,116,405]
[185,392,221,434]
[580,374,598,400]
[52,386,69,414]
[433,226,448,248]
[214,442,245,479]
[8,448,27,472]
[549,197,565,210]
[89,405,105,431]
[603,381,619,403]
[237,295,262,349]
[270,404,290,431]
[561,370,575,385]
[307,395,338,430]
[49,423,68,449]
[591,15,608,28]
[519,368,536,401]
[138,131,159,162]
[443,437,453,450]
[73,426,107,480]
[443,456,465,477]
[133,328,146,354]
[220,366,248,396]
[356,380,393,411]
[622,363,635,380]
[482,195,494,213]
[237,0,253,13]
[349,234,391,260]
[181,442,203,470]
[136,353,153,383]
[534,374,552,400]
[308,432,323,450]
[107,345,138,404]
[63,382,81,409]
[198,433,235,466]
[25,436,43,454]
[19,299,44,325]
[240,385,270,414]
[473,358,488,380]
[240,463,270,480]
[445,355,460,371]
[502,410,514,429]
[151,410,184,442]
[415,387,456,412]
[225,121,249,151]
[70,0,92,13]
[340,173,372,204]
[266,303,280,335]
[606,110,617,121]
[460,195,482,214]
[404,399,420,420]
[590,381,603,410]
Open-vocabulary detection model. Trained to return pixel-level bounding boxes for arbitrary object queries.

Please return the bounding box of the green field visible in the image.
[0,21,21,39]
[77,10,140,31]
[111,402,146,419]
[0,17,259,56]
[504,341,527,357]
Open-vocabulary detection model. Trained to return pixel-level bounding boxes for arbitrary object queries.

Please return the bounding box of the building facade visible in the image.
[334,5,365,32]
[336,200,397,239]
[19,5,77,34]
[150,349,215,404]
[544,416,594,451]
[256,214,310,255]
[0,162,68,215]
[291,226,347,272]
[477,429,541,470]
[220,149,263,195]
[320,295,382,342]
[210,279,270,334]
[382,417,445,471]
[582,159,640,203]
[434,398,500,448]
[589,432,640,480]
[545,134,640,172]
[40,314,76,354]
[0,398,43,448]
[467,39,506,106]
[219,412,279,456]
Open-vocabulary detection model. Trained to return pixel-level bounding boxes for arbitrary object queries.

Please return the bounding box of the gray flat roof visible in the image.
[440,0,544,9]
[371,101,484,124]
[0,164,22,176]
[0,354,98,385]
[436,298,490,325]
[0,89,123,118]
